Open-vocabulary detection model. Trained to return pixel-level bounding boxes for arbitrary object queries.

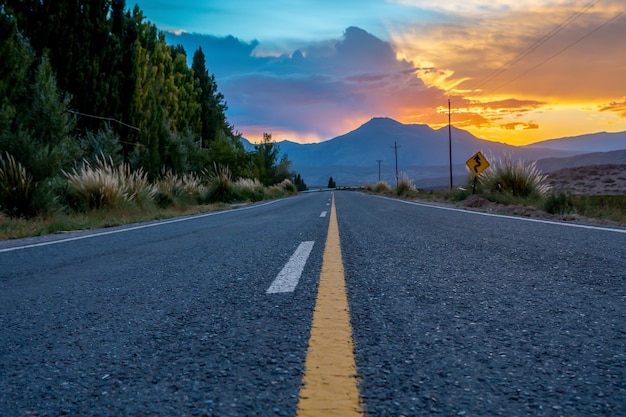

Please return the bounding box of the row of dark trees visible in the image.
[0,0,296,193]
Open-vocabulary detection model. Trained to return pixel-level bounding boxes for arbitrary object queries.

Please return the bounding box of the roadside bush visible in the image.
[78,124,123,165]
[543,192,576,214]
[396,173,415,196]
[122,164,157,206]
[42,175,73,212]
[573,195,626,223]
[205,163,235,203]
[233,178,265,202]
[452,185,472,202]
[372,181,392,194]
[65,157,126,210]
[479,156,550,198]
[154,171,179,207]
[65,155,156,210]
[266,179,298,199]
[156,170,207,207]
[280,179,297,195]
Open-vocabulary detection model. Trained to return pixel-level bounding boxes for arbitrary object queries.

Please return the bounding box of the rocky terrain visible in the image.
[545,164,626,195]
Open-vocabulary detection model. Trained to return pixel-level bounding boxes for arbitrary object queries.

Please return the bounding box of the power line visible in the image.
[470,0,600,92]
[485,8,625,95]
[67,109,140,131]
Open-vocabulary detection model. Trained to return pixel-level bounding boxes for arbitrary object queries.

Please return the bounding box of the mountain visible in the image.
[275,117,575,168]
[535,149,626,173]
[242,118,626,186]
[526,132,626,153]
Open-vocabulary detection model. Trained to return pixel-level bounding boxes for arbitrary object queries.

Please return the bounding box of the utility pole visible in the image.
[391,142,400,188]
[448,98,453,191]
[376,160,382,182]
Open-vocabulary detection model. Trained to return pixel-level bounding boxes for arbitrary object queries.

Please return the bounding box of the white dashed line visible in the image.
[320,211,327,217]
[267,241,315,294]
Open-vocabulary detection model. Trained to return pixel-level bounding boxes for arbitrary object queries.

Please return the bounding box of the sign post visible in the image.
[466,151,490,194]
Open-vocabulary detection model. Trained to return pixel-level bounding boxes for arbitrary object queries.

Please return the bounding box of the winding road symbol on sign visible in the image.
[466,151,490,176]
[472,155,482,173]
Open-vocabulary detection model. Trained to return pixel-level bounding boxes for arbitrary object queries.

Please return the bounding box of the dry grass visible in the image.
[65,155,156,210]
[204,163,234,202]
[118,163,157,205]
[233,177,265,201]
[2,156,304,239]
[0,203,229,240]
[234,177,264,192]
[479,156,551,198]
[1,154,305,239]
[372,181,392,193]
[155,170,208,206]
[266,179,297,198]
[0,152,36,217]
[396,173,416,196]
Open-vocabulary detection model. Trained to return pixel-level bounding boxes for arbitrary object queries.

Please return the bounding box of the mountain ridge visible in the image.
[526,131,626,153]
[242,117,626,186]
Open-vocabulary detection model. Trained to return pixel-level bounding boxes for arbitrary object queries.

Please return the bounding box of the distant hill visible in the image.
[526,132,626,153]
[242,117,626,186]
[536,149,626,173]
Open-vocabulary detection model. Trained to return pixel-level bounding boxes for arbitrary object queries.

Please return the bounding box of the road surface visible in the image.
[1,191,624,416]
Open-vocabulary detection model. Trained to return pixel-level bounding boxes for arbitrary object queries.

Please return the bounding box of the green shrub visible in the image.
[573,195,626,223]
[78,124,123,165]
[544,193,576,214]
[452,186,472,202]
[479,156,550,198]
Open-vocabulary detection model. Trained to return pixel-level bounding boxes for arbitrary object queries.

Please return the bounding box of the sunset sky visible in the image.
[134,0,626,145]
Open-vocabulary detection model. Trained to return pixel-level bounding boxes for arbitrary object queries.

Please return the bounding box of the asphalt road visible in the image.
[1,191,624,416]
[337,192,625,416]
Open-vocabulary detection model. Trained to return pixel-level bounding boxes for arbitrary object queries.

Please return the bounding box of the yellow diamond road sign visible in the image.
[467,151,490,176]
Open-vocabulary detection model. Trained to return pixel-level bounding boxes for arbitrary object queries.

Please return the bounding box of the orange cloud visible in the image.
[387,1,626,144]
[600,97,626,118]
[500,122,540,131]
[470,99,544,112]
[391,2,625,98]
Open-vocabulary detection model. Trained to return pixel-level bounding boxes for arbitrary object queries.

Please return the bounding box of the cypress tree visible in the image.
[192,47,232,147]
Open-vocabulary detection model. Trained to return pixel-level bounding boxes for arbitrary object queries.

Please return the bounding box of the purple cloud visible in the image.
[167,27,445,142]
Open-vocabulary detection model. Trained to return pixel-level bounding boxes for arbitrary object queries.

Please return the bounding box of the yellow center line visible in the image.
[297,193,363,416]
